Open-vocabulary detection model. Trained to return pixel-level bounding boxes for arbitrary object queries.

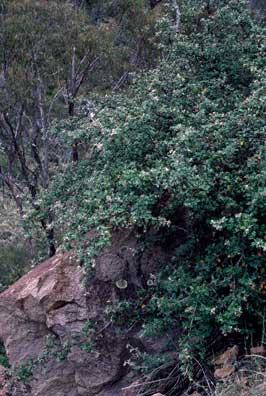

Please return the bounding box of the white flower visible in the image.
[235,213,242,218]
[210,217,226,231]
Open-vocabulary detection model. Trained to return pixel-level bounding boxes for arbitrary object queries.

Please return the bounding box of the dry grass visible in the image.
[133,353,266,396]
[214,354,266,396]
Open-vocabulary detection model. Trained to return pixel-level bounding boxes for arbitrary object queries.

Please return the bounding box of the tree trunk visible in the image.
[41,218,56,258]
[68,100,79,162]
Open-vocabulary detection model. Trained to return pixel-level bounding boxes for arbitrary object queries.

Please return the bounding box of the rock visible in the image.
[0,252,86,365]
[0,231,173,396]
[95,230,138,284]
[214,365,235,379]
[95,230,172,287]
[250,345,265,355]
[122,380,142,396]
[214,346,239,381]
[151,393,165,396]
[122,382,167,396]
[214,346,239,367]
[136,330,176,355]
[0,252,124,396]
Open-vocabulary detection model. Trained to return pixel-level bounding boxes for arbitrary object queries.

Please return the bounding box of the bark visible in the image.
[31,52,57,256]
[0,168,23,215]
[32,52,49,189]
[172,0,181,32]
[67,48,100,162]
[0,111,37,200]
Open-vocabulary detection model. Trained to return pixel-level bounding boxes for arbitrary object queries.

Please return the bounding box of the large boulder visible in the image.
[0,230,174,396]
[0,250,126,396]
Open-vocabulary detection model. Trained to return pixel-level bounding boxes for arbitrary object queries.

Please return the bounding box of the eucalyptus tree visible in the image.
[0,0,106,254]
[0,0,159,256]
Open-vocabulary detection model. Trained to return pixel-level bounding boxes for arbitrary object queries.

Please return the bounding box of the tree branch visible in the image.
[172,0,181,32]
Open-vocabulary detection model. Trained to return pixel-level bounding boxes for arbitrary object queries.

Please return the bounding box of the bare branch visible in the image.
[0,168,23,214]
[113,71,129,91]
[48,86,65,123]
[172,0,181,32]
[32,51,49,188]
[74,56,100,96]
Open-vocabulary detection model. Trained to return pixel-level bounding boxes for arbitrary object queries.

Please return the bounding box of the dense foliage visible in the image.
[0,201,31,292]
[0,0,265,388]
[0,0,159,258]
[0,341,8,368]
[37,0,266,367]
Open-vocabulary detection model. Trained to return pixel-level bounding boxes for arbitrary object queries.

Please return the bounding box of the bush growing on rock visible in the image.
[36,0,266,373]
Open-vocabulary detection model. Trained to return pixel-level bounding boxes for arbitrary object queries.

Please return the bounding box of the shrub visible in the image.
[38,0,266,371]
[0,341,9,368]
[0,244,31,292]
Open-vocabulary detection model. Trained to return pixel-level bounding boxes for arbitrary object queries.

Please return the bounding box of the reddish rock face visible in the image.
[0,231,172,396]
[0,251,125,396]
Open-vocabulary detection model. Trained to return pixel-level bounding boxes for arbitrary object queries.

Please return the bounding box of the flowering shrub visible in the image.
[37,0,266,368]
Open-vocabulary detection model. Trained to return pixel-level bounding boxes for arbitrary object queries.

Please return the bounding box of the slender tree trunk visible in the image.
[33,54,49,189]
[72,142,79,162]
[68,100,79,162]
[33,52,56,256]
[0,169,23,216]
[172,0,181,32]
[69,48,79,162]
